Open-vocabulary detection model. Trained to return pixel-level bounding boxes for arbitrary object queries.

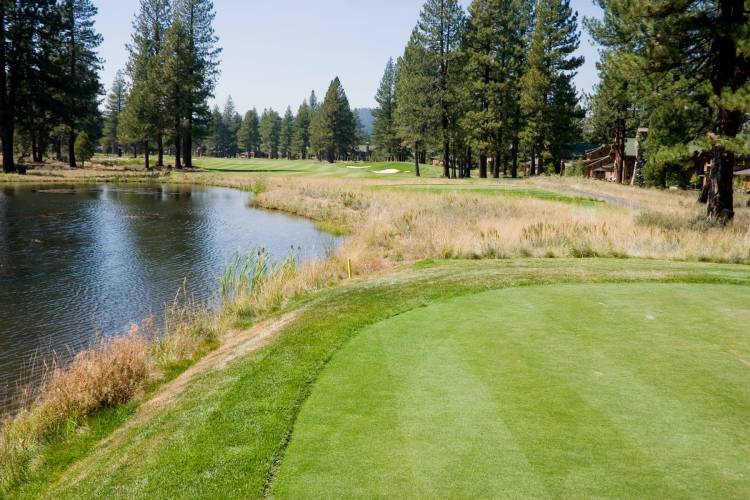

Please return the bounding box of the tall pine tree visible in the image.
[520,0,583,175]
[372,58,399,161]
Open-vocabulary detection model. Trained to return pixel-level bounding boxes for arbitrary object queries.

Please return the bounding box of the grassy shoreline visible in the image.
[30,259,750,498]
[2,163,750,496]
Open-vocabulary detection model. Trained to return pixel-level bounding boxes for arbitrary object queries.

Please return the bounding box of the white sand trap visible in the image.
[346,165,370,169]
[373,169,400,174]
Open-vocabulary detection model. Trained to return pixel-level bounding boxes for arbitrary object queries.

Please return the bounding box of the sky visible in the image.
[95,0,603,113]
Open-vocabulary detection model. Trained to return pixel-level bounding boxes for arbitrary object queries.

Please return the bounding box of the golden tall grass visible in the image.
[0,293,218,491]
[251,177,750,271]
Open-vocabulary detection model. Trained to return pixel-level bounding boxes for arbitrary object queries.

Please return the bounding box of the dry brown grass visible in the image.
[252,177,750,270]
[0,292,219,491]
[0,328,151,489]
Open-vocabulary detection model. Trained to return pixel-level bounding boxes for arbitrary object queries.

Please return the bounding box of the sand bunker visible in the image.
[346,165,370,169]
[373,169,400,174]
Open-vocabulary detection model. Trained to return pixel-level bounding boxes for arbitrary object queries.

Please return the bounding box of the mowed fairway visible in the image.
[275,283,750,498]
[192,157,446,178]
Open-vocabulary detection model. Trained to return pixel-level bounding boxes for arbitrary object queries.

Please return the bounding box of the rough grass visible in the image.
[31,259,750,498]
[0,292,219,493]
[251,177,750,266]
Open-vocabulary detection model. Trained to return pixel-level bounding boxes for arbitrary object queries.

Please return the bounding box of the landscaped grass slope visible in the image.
[28,259,750,499]
[275,283,750,498]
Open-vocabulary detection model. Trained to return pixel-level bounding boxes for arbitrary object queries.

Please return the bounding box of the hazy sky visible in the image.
[95,0,603,113]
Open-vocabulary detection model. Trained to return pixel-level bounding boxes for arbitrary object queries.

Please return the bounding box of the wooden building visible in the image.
[583,139,638,181]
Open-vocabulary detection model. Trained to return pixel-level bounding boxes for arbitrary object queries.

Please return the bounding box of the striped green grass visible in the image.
[24,259,750,499]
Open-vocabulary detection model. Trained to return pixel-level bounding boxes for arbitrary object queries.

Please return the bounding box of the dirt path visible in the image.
[533,179,647,210]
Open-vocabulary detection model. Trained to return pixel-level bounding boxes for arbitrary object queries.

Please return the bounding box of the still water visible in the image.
[0,184,338,411]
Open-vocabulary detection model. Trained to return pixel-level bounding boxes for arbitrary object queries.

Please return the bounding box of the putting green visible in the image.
[274,283,750,498]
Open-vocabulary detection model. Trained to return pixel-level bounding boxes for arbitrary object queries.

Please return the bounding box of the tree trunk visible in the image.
[479,154,487,178]
[156,134,164,167]
[511,138,518,179]
[175,130,182,169]
[529,148,536,177]
[703,0,745,222]
[144,140,150,170]
[68,129,77,168]
[67,7,77,170]
[414,143,420,177]
[184,117,193,168]
[614,118,625,184]
[706,145,735,222]
[1,2,16,174]
[493,151,501,179]
[465,146,472,178]
[55,136,63,161]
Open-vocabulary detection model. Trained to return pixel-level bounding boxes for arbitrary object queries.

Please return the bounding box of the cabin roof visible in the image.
[735,168,750,176]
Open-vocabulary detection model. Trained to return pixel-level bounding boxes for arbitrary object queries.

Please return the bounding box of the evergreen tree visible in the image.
[372,58,399,161]
[292,100,311,159]
[520,0,583,175]
[309,77,356,163]
[173,0,221,168]
[413,0,466,177]
[588,0,749,222]
[462,0,531,178]
[394,35,438,177]
[309,90,319,114]
[259,108,281,158]
[125,0,170,167]
[160,13,191,168]
[59,0,103,168]
[1,1,59,170]
[102,70,128,155]
[237,108,260,156]
[222,95,240,156]
[74,131,94,167]
[279,106,294,159]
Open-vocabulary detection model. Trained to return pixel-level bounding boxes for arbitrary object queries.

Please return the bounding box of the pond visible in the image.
[0,184,339,412]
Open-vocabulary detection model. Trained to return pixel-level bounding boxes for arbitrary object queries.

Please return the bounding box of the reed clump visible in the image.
[0,286,219,492]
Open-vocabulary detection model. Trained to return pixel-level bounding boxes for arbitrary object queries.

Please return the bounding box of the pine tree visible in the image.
[413,0,466,177]
[259,108,281,158]
[173,0,221,168]
[279,106,294,159]
[1,1,57,171]
[237,108,260,156]
[309,90,319,114]
[59,0,103,168]
[74,131,94,167]
[292,100,311,159]
[462,0,531,178]
[124,0,170,167]
[588,0,749,222]
[394,35,438,177]
[309,77,356,163]
[520,0,583,175]
[372,58,399,161]
[102,70,128,155]
[222,96,240,156]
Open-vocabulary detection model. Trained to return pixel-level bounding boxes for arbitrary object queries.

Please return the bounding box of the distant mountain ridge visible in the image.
[354,108,374,137]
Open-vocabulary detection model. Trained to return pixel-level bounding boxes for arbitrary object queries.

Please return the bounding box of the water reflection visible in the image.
[0,184,339,411]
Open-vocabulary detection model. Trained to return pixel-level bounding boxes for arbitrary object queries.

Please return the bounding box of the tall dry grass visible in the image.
[251,177,750,270]
[0,287,219,492]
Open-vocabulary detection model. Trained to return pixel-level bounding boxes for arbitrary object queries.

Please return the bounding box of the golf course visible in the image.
[2,153,749,498]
